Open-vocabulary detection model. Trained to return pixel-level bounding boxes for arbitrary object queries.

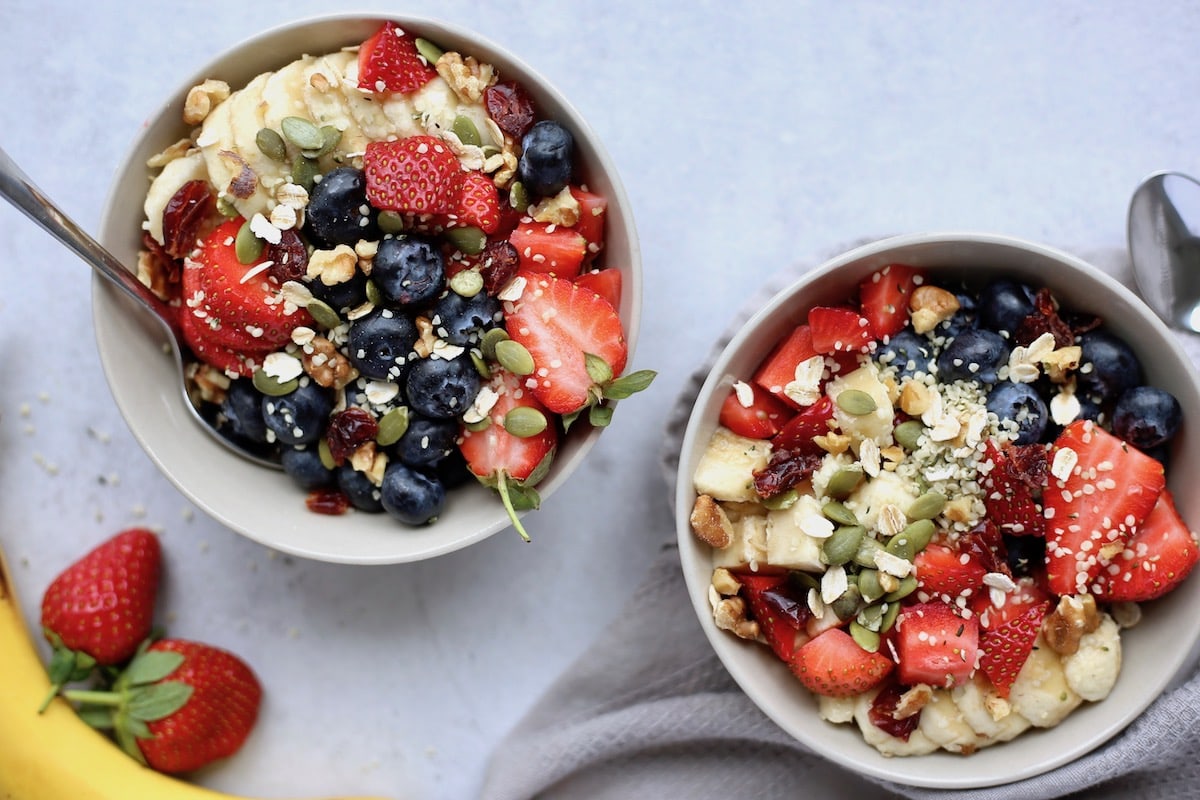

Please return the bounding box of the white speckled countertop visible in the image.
[1,1,1198,797]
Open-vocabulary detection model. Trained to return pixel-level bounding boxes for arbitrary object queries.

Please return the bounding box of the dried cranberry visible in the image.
[868,681,921,741]
[962,519,1009,576]
[479,239,520,295]
[484,81,536,139]
[140,231,181,290]
[305,488,351,515]
[161,179,215,259]
[1007,443,1049,491]
[752,447,825,498]
[267,229,309,283]
[1013,288,1072,347]
[325,407,380,465]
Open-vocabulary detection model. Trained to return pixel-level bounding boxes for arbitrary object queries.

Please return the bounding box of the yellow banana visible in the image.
[0,543,390,800]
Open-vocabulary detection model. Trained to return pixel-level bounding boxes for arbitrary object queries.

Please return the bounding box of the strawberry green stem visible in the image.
[37,683,61,714]
[62,689,122,707]
[496,472,531,543]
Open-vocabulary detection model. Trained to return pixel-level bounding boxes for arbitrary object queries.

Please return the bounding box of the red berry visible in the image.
[363,136,463,216]
[357,21,437,94]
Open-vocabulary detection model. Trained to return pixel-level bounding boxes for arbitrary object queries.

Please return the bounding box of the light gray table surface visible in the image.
[1,2,1198,798]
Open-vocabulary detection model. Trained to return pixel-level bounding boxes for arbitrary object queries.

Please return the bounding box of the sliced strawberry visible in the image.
[364,136,464,216]
[733,569,811,662]
[568,186,606,259]
[808,306,875,355]
[178,304,271,377]
[752,324,821,409]
[790,627,894,698]
[858,263,921,339]
[1043,419,1165,596]
[356,21,438,94]
[981,439,1046,537]
[450,170,501,233]
[914,543,988,600]
[1095,489,1199,602]
[718,383,794,439]
[978,602,1047,697]
[458,367,559,541]
[504,272,628,414]
[574,268,622,310]
[772,395,835,451]
[969,575,1051,631]
[895,601,979,689]
[509,220,588,278]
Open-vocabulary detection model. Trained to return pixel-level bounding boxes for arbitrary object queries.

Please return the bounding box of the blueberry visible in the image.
[1004,535,1046,577]
[346,308,419,381]
[405,355,482,419]
[436,448,474,490]
[280,446,335,491]
[306,167,379,247]
[380,462,446,525]
[937,290,979,339]
[935,328,1010,384]
[978,279,1037,334]
[308,270,368,312]
[429,290,501,346]
[337,464,384,512]
[1077,330,1142,397]
[262,381,333,446]
[218,378,269,444]
[517,120,574,197]
[987,382,1049,444]
[875,330,933,378]
[373,236,445,308]
[1113,386,1182,449]
[392,415,458,468]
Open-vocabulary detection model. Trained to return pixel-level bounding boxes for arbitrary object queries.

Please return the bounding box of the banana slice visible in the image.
[917,688,980,753]
[225,71,280,219]
[261,57,313,132]
[143,149,208,246]
[1062,613,1122,701]
[302,54,371,159]
[951,676,1031,744]
[328,51,397,142]
[853,687,939,756]
[197,94,238,202]
[1007,633,1082,727]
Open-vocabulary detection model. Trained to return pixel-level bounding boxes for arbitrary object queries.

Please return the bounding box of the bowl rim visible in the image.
[674,230,1200,788]
[92,12,641,564]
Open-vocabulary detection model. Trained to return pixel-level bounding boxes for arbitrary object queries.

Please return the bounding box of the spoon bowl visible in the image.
[1128,170,1200,333]
[0,144,281,469]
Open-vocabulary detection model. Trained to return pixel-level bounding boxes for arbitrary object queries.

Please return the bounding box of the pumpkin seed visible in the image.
[446,226,486,255]
[857,603,885,632]
[449,269,484,298]
[762,489,798,511]
[318,438,336,470]
[849,620,881,652]
[908,490,946,521]
[509,181,529,212]
[234,219,263,265]
[313,125,342,158]
[821,525,865,566]
[884,574,918,602]
[893,419,925,451]
[822,501,858,527]
[306,298,341,330]
[880,600,901,633]
[504,406,548,438]
[291,154,318,192]
[470,351,491,379]
[281,116,324,151]
[898,519,936,553]
[885,532,917,562]
[255,127,287,162]
[252,369,298,397]
[378,210,407,234]
[465,417,491,432]
[414,37,444,66]
[480,327,510,360]
[853,536,884,568]
[858,569,885,603]
[365,279,383,306]
[831,585,863,621]
[495,339,536,376]
[792,571,821,592]
[836,388,877,416]
[825,465,864,500]
[452,114,482,147]
[216,196,239,217]
[375,407,410,446]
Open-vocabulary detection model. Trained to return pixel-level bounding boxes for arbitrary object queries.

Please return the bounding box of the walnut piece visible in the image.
[306,245,358,287]
[492,134,520,189]
[145,137,195,169]
[187,362,231,405]
[183,79,231,126]
[892,684,932,719]
[898,379,934,416]
[413,315,437,359]
[1043,593,1101,655]
[530,187,582,227]
[713,596,759,641]
[909,285,960,334]
[711,567,742,597]
[690,494,734,549]
[435,51,496,103]
[301,335,359,390]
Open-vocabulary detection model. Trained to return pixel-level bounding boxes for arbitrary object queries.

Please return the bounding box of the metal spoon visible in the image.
[1128,170,1200,333]
[0,144,281,469]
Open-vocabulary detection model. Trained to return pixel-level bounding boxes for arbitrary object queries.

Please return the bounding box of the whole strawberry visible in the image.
[68,639,262,774]
[363,136,464,215]
[40,529,161,706]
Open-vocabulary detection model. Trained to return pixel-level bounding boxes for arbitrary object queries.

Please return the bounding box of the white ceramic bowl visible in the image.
[674,232,1200,788]
[93,14,641,564]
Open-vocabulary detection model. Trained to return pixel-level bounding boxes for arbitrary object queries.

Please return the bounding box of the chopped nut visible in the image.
[892,684,932,719]
[814,432,852,455]
[136,249,176,301]
[306,245,358,286]
[909,285,960,334]
[984,691,1014,721]
[413,316,437,359]
[530,187,582,227]
[880,445,906,470]
[943,496,975,524]
[492,134,520,188]
[711,567,742,596]
[145,137,195,169]
[1043,594,1101,655]
[187,362,231,405]
[301,335,359,389]
[898,379,933,416]
[1043,345,1082,383]
[183,79,231,126]
[435,51,496,103]
[350,441,387,486]
[690,494,734,549]
[713,596,759,640]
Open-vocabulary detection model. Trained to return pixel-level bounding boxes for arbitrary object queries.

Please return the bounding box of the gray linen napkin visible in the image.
[480,246,1200,800]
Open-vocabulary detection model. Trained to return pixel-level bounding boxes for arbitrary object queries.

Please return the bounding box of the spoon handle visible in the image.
[0,144,180,337]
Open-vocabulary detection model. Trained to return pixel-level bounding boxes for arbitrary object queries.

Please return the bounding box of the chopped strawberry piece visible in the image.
[718,383,794,439]
[568,186,606,259]
[574,268,622,310]
[978,602,1047,697]
[914,543,988,600]
[1043,420,1165,596]
[1095,489,1199,602]
[789,627,894,698]
[458,368,558,483]
[504,272,628,414]
[509,220,588,278]
[808,306,875,354]
[178,301,271,377]
[969,576,1051,631]
[772,395,835,451]
[858,263,921,339]
[451,171,501,233]
[363,136,464,216]
[356,21,437,94]
[733,569,811,662]
[752,324,822,409]
[981,440,1046,537]
[896,601,979,689]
